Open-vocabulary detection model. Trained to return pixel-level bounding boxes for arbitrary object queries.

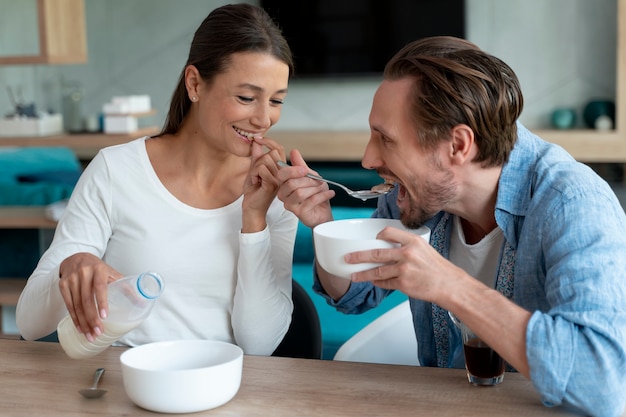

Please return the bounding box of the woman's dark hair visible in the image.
[157,3,294,136]
[384,36,523,167]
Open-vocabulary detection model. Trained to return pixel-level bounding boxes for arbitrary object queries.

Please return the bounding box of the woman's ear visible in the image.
[449,124,475,164]
[184,65,202,102]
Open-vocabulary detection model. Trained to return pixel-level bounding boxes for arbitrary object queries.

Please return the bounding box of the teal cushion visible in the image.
[0,147,81,206]
[0,182,75,206]
[0,147,81,181]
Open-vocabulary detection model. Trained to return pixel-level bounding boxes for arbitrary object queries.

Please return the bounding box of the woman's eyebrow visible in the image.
[236,83,288,95]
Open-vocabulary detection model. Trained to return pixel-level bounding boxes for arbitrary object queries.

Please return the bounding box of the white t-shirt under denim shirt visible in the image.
[315,123,626,417]
[449,214,504,289]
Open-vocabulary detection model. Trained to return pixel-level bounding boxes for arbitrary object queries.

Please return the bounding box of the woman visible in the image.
[16,3,298,356]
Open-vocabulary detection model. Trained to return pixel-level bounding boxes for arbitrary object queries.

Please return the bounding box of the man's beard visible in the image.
[400,169,456,229]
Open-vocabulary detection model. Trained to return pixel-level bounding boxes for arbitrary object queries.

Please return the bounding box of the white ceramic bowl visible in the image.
[120,340,243,414]
[313,218,430,278]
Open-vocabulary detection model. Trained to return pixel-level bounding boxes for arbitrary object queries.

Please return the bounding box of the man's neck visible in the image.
[454,165,501,244]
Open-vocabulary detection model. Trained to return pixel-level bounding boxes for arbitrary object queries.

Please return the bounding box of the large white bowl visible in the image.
[313,218,430,278]
[120,340,243,414]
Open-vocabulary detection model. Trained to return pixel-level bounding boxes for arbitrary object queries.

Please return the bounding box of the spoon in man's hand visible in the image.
[79,368,107,399]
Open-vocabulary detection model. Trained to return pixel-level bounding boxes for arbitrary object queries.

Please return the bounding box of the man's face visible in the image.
[364,78,457,228]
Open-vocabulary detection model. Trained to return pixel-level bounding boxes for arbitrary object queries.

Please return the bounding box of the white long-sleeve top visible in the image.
[16,137,298,355]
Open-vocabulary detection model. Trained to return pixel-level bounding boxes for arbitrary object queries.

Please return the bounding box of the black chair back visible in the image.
[272,279,322,359]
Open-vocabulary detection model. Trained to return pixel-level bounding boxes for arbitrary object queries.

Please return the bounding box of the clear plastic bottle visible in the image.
[57,271,164,359]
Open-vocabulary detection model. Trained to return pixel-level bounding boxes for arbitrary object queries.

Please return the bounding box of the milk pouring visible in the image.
[58,272,164,359]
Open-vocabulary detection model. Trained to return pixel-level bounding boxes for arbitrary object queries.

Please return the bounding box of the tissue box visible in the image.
[0,114,63,137]
[103,95,151,114]
[103,115,138,134]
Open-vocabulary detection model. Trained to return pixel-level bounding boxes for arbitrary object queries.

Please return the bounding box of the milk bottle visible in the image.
[58,271,164,359]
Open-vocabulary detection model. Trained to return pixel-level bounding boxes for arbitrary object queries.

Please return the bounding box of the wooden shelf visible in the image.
[0,206,57,229]
[103,109,157,118]
[271,131,369,161]
[533,129,626,162]
[0,128,367,161]
[1,127,624,163]
[0,126,160,159]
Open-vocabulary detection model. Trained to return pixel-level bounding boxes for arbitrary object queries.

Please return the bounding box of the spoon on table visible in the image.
[277,161,393,201]
[79,368,107,399]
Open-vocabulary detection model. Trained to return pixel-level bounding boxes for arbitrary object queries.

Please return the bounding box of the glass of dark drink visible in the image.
[449,312,505,386]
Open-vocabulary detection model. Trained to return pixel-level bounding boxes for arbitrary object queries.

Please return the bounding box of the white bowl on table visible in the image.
[120,340,243,414]
[313,218,430,278]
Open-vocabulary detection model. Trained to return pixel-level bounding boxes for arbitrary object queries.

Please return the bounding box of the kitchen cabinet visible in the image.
[0,0,87,65]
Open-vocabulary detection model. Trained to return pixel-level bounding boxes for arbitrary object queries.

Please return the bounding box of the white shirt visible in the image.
[449,214,504,289]
[16,137,298,355]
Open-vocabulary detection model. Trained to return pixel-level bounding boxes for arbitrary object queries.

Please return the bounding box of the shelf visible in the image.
[0,206,57,229]
[0,127,160,159]
[271,131,369,161]
[0,129,368,161]
[103,109,157,117]
[533,129,626,162]
[0,127,624,163]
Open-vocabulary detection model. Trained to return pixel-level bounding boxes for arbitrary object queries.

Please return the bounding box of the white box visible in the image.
[102,101,131,115]
[0,114,63,137]
[111,95,151,113]
[104,115,138,134]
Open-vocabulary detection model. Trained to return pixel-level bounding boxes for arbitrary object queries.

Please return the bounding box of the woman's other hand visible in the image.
[58,253,123,341]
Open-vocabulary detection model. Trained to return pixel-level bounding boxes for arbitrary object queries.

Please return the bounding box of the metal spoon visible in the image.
[277,161,391,201]
[79,368,107,399]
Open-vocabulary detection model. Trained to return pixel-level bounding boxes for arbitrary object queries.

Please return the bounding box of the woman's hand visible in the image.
[58,253,123,341]
[241,136,286,232]
[277,149,335,229]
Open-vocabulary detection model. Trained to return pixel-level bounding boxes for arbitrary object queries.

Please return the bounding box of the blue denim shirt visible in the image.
[314,124,626,416]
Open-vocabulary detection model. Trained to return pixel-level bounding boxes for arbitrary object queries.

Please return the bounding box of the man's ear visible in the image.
[449,124,475,164]
[184,65,202,100]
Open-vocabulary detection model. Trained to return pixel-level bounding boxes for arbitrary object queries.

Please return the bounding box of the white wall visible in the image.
[0,0,618,132]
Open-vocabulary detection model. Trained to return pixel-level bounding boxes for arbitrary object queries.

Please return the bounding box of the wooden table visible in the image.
[0,338,590,416]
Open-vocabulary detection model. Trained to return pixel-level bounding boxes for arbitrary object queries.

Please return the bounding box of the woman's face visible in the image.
[191,51,290,156]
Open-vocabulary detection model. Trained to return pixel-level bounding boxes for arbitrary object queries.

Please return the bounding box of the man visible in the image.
[277,37,626,417]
